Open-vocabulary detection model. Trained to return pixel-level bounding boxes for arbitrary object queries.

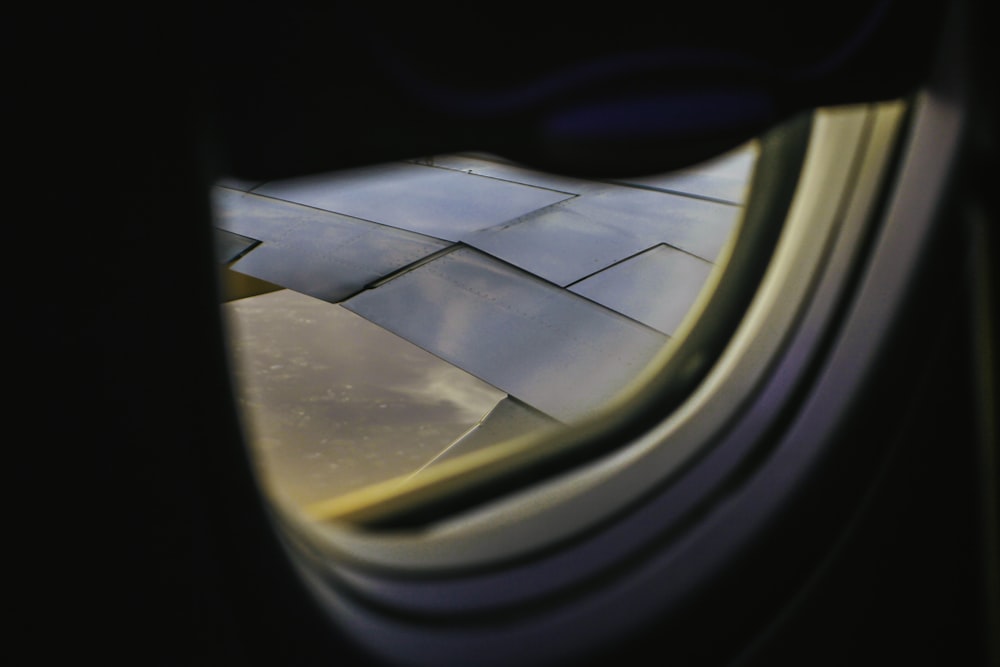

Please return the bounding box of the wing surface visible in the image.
[213,147,754,464]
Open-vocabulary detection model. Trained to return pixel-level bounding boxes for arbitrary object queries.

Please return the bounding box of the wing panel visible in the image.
[464,185,739,286]
[212,187,449,302]
[614,143,758,204]
[343,247,668,423]
[223,288,507,506]
[422,154,596,195]
[463,203,655,287]
[412,397,560,473]
[250,162,574,241]
[570,244,714,336]
[214,228,260,264]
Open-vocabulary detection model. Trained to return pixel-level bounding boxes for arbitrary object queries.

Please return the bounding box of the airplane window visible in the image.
[213,144,759,516]
[189,0,976,661]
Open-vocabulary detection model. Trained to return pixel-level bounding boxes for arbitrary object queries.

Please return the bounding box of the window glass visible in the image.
[216,146,758,513]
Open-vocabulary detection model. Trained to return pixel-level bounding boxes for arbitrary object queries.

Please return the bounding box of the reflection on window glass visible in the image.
[215,146,758,512]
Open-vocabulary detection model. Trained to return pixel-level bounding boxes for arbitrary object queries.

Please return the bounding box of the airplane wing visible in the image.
[212,148,755,488]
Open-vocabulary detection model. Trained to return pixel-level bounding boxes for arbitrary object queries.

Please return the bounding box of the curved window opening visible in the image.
[201,91,951,667]
[260,100,911,561]
[198,97,943,667]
